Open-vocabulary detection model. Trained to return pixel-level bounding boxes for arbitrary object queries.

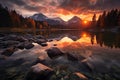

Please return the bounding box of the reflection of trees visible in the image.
[95,32,120,48]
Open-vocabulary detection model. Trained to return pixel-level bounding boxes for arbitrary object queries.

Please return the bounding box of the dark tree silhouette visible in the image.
[0,4,12,27]
[0,4,50,31]
[97,9,120,29]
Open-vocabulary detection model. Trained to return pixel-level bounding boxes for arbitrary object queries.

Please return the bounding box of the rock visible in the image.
[25,63,54,80]
[46,47,64,59]
[1,47,16,56]
[16,36,28,42]
[48,39,53,42]
[17,43,25,49]
[67,53,85,61]
[2,40,19,48]
[25,42,34,49]
[73,72,88,80]
[17,41,34,49]
[53,44,57,46]
[69,36,78,41]
[36,39,47,44]
[40,43,48,47]
[82,61,94,72]
[3,34,17,41]
[0,55,6,60]
[36,35,45,39]
[67,53,78,61]
[29,38,36,42]
[35,56,46,65]
[0,33,5,37]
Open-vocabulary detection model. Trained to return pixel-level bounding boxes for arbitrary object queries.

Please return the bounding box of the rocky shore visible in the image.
[0,33,120,80]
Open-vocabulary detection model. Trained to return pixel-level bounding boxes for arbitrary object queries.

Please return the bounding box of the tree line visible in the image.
[96,9,120,29]
[0,4,50,29]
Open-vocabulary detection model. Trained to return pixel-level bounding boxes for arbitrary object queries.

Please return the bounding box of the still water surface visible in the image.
[39,30,120,72]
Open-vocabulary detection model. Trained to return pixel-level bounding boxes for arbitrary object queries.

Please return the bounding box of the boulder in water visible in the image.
[25,63,54,80]
[46,47,64,59]
[67,53,85,61]
[1,47,16,56]
[40,43,48,47]
[25,42,34,49]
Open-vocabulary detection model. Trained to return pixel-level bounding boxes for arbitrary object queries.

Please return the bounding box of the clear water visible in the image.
[0,30,120,79]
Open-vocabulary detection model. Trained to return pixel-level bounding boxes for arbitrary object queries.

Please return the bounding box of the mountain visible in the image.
[52,17,65,23]
[30,13,48,21]
[30,13,82,29]
[30,13,65,26]
[67,16,82,28]
[67,16,82,24]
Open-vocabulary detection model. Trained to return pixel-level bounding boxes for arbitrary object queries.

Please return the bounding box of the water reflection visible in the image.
[96,32,120,48]
[50,31,120,72]
[37,30,120,48]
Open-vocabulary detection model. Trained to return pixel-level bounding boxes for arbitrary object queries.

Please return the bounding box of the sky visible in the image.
[0,0,120,21]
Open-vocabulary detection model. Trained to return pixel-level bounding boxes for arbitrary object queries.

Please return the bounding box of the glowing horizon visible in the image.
[0,0,119,21]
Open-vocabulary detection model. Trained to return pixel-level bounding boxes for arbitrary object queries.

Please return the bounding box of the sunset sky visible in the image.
[0,0,120,21]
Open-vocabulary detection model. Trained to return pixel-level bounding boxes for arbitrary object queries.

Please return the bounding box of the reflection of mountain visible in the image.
[36,30,120,48]
[31,13,82,29]
[95,32,120,48]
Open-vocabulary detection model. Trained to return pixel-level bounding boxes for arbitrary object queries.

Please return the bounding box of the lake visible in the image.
[0,30,120,80]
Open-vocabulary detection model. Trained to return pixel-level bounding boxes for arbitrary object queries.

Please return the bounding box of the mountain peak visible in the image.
[70,16,81,20]
[31,13,48,21]
[68,16,82,24]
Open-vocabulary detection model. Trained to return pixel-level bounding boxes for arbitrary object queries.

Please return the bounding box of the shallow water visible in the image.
[46,31,120,72]
[0,30,120,79]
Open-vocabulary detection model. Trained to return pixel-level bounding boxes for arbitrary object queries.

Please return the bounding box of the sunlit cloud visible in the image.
[0,0,120,21]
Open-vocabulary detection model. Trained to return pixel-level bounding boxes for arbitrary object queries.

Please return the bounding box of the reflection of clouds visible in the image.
[55,35,94,59]
[59,37,74,42]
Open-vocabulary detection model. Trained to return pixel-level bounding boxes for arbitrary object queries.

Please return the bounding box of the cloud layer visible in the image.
[0,0,120,21]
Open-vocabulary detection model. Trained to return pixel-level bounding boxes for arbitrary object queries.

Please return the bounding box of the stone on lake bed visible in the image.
[36,39,47,44]
[16,36,28,42]
[17,42,34,49]
[34,56,46,65]
[36,35,45,39]
[24,42,34,49]
[2,40,19,48]
[73,72,88,80]
[17,43,25,49]
[40,43,48,47]
[46,47,64,59]
[53,44,57,46]
[1,47,16,56]
[25,63,54,80]
[67,53,85,61]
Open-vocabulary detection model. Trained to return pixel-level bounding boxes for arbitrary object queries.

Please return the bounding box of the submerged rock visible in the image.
[2,34,17,41]
[17,43,25,49]
[1,47,16,56]
[17,42,34,49]
[0,55,6,60]
[25,63,54,80]
[25,42,34,49]
[40,43,48,47]
[36,39,47,45]
[36,35,45,39]
[46,47,64,59]
[67,53,85,61]
[53,44,57,46]
[2,40,19,48]
[34,56,46,65]
[16,36,28,42]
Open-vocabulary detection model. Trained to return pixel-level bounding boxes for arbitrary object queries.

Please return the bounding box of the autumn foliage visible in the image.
[0,4,49,29]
